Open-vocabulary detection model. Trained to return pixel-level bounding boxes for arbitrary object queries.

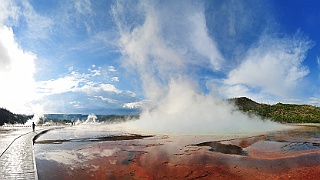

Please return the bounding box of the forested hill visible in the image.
[229,97,320,123]
[0,108,29,126]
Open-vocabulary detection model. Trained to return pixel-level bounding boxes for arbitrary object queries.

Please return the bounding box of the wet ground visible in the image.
[0,126,52,179]
[0,127,31,156]
[34,124,320,179]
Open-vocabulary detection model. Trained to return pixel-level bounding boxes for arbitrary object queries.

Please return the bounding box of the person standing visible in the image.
[32,122,36,132]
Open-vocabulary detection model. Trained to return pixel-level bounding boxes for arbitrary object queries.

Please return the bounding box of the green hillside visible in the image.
[0,108,29,126]
[229,97,320,123]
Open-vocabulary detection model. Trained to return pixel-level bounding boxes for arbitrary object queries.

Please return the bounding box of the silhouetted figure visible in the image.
[32,122,35,132]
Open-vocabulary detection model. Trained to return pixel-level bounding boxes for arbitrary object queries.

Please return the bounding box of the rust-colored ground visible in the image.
[36,126,320,180]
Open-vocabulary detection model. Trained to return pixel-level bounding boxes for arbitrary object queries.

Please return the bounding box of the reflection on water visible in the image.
[34,123,136,141]
[34,124,127,152]
[36,147,120,167]
[281,142,320,151]
[196,141,247,155]
[35,134,153,144]
[34,124,153,169]
[195,126,320,157]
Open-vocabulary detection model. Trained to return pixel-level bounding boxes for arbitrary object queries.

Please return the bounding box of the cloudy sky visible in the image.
[0,0,319,115]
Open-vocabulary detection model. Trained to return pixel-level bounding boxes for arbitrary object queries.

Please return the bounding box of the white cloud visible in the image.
[100,84,122,94]
[70,101,80,105]
[107,66,117,72]
[224,35,312,98]
[0,0,20,25]
[36,69,122,96]
[74,0,92,15]
[33,67,130,113]
[95,96,117,103]
[88,68,101,77]
[111,76,119,82]
[309,97,320,106]
[188,11,224,70]
[91,31,119,49]
[36,76,80,95]
[124,91,136,97]
[68,66,74,71]
[20,1,53,40]
[219,84,251,99]
[123,100,150,109]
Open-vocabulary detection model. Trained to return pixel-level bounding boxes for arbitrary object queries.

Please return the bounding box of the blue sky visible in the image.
[0,0,319,115]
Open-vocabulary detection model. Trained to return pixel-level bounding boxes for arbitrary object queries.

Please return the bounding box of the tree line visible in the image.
[0,108,30,126]
[229,97,320,123]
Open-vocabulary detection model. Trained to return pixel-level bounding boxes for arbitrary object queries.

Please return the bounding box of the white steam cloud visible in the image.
[114,1,224,103]
[25,104,44,125]
[126,79,281,134]
[113,1,286,134]
[84,114,98,123]
[0,26,37,113]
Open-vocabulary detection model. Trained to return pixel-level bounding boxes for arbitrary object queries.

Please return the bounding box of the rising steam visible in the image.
[84,114,98,123]
[124,78,283,134]
[113,1,286,134]
[25,104,45,125]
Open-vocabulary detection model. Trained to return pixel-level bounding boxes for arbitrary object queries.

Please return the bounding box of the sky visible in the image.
[0,0,319,115]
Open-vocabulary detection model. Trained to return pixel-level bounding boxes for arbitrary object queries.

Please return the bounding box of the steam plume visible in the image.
[25,104,44,125]
[84,114,98,123]
[113,1,285,134]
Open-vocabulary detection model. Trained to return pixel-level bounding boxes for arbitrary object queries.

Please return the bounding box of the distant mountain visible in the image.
[0,108,29,126]
[229,97,320,123]
[44,114,88,121]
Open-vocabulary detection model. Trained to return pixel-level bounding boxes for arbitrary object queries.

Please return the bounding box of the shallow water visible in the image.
[34,124,320,179]
[35,124,129,141]
[194,126,320,157]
